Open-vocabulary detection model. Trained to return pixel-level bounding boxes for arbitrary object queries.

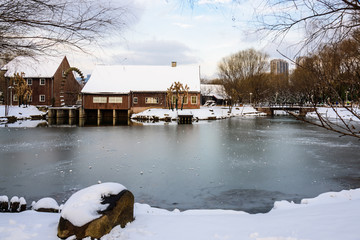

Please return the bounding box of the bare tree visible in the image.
[0,0,134,59]
[288,34,360,138]
[255,0,360,138]
[259,0,360,52]
[217,49,269,106]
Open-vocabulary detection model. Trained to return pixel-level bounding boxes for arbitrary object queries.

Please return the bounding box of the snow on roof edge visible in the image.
[3,55,66,78]
[81,64,201,94]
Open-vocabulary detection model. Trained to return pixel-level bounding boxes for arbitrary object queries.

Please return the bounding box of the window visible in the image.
[133,97,138,104]
[28,95,32,102]
[191,96,197,104]
[145,97,159,104]
[109,97,123,103]
[182,96,188,104]
[40,78,45,85]
[27,79,32,85]
[39,95,45,102]
[13,94,18,102]
[93,96,107,103]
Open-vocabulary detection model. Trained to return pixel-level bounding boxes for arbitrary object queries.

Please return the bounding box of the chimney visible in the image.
[171,61,177,67]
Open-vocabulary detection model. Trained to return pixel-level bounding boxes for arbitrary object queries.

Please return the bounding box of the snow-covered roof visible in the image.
[201,84,227,99]
[2,56,65,78]
[81,65,201,94]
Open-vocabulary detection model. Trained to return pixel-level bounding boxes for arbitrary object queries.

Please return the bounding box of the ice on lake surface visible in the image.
[0,116,359,213]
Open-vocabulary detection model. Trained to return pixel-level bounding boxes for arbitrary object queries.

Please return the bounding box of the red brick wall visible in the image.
[53,57,82,107]
[82,92,201,111]
[83,94,130,110]
[7,56,82,107]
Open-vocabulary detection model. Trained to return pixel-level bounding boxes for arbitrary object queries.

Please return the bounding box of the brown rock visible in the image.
[32,197,59,213]
[0,201,8,212]
[19,197,26,212]
[57,189,134,239]
[35,207,59,213]
[19,203,26,212]
[10,202,19,212]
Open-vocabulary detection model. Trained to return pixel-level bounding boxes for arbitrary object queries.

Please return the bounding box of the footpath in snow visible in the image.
[0,188,359,240]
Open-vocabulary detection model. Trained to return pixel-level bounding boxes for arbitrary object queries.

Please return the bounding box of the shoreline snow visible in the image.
[1,105,359,128]
[0,188,359,240]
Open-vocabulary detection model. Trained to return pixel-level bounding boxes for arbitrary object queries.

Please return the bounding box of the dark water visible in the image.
[0,117,359,213]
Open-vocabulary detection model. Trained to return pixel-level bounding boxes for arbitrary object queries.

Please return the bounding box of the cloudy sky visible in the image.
[67,0,303,79]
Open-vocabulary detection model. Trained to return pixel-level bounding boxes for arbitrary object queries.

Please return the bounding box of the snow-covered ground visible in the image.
[0,105,46,119]
[0,188,359,240]
[132,105,360,123]
[131,105,264,121]
[1,105,359,126]
[0,105,46,127]
[307,106,360,121]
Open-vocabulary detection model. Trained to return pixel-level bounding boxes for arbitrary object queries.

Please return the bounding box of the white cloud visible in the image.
[109,39,201,66]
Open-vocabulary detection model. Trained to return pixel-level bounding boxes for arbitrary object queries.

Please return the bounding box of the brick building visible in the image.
[81,64,201,118]
[1,56,82,107]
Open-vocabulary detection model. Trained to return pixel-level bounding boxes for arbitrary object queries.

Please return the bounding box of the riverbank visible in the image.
[0,188,359,240]
[0,105,46,125]
[131,106,264,121]
[1,105,359,127]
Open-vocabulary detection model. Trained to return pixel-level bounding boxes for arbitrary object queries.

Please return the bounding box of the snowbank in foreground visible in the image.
[0,188,359,240]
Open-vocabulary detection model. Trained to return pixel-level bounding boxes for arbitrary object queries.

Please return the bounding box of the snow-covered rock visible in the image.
[32,197,59,213]
[60,182,127,226]
[0,195,9,212]
[9,196,20,212]
[58,182,134,239]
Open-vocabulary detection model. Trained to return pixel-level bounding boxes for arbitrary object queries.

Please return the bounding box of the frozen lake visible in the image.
[1,117,359,213]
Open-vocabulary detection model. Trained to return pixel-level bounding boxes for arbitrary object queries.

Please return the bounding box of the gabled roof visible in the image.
[81,65,201,94]
[2,56,65,78]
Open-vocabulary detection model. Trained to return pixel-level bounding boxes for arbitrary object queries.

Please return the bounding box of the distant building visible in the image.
[270,59,289,75]
[81,64,201,117]
[295,56,307,68]
[2,56,82,107]
[200,84,228,105]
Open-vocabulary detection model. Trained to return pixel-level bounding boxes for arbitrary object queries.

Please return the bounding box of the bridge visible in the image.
[255,105,316,117]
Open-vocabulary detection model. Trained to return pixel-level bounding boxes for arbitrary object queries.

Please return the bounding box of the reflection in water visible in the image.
[0,117,359,213]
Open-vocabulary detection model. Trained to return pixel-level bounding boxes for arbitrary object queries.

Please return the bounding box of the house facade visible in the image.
[81,65,201,118]
[1,56,81,107]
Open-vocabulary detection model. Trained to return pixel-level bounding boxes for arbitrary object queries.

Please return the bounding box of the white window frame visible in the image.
[191,96,198,104]
[13,94,18,102]
[40,78,46,85]
[93,96,107,103]
[145,97,159,104]
[27,78,32,85]
[133,97,138,104]
[39,95,45,102]
[109,96,123,103]
[182,96,188,104]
